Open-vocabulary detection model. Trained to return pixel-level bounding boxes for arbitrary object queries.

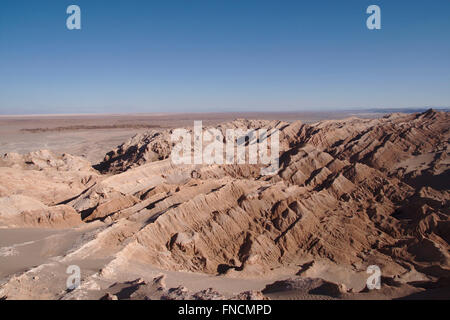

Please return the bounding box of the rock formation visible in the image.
[0,110,448,299]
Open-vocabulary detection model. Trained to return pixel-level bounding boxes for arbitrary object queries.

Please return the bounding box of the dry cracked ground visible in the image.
[0,109,449,300]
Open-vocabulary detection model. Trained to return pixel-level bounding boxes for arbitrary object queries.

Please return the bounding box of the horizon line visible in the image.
[0,107,449,118]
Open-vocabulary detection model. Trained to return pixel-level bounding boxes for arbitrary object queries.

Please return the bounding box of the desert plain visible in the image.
[0,109,448,300]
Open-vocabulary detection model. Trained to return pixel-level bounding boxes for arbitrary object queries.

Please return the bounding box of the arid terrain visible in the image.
[0,109,449,300]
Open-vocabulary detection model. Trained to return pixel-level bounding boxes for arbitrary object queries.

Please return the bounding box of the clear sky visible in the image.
[0,0,449,114]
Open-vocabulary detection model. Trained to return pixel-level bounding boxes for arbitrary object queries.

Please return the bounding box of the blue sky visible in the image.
[0,0,449,114]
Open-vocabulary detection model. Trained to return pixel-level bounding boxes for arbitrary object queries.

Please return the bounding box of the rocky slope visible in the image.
[0,150,98,227]
[0,110,448,299]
